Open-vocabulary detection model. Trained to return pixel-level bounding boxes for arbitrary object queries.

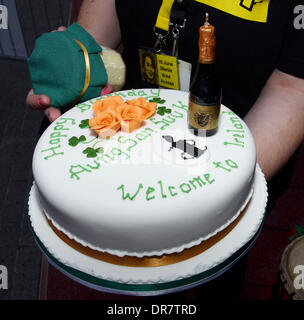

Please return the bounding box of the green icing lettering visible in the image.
[137,90,147,97]
[229,117,244,130]
[213,160,238,171]
[126,88,160,100]
[54,124,69,131]
[98,152,115,164]
[56,118,76,125]
[69,165,91,180]
[233,123,244,130]
[170,110,184,119]
[84,137,99,146]
[143,127,157,134]
[224,141,244,148]
[149,117,170,130]
[86,160,101,170]
[189,176,206,189]
[226,129,244,134]
[225,116,245,148]
[204,173,215,184]
[180,183,191,194]
[41,144,64,160]
[168,186,178,197]
[222,111,236,116]
[117,173,220,202]
[172,100,188,113]
[47,127,70,149]
[117,184,143,200]
[117,136,138,152]
[213,161,231,172]
[230,116,240,122]
[149,89,161,97]
[127,89,137,97]
[163,115,176,124]
[233,137,244,144]
[225,159,238,169]
[111,147,130,160]
[49,138,60,145]
[232,133,244,138]
[154,108,184,123]
[158,180,167,198]
[146,186,155,201]
[50,131,68,139]
[76,103,92,113]
[116,92,127,98]
[135,130,151,141]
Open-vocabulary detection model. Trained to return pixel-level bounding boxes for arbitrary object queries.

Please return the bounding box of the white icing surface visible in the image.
[28,165,267,289]
[32,89,257,257]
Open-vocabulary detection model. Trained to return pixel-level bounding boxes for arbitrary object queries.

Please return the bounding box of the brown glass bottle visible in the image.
[188,13,221,136]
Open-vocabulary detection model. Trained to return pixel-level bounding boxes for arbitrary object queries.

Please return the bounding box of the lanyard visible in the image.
[154,0,186,55]
[155,0,175,32]
[155,0,270,31]
[155,0,186,32]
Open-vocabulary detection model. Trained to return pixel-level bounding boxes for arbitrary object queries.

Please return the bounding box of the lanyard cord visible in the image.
[155,0,175,32]
[155,0,186,32]
[154,0,186,53]
[155,0,269,31]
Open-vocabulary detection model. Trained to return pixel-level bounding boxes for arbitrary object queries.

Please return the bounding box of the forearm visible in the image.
[77,0,121,48]
[244,69,304,181]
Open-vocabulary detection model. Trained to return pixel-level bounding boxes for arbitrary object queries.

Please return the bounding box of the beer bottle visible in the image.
[188,13,221,136]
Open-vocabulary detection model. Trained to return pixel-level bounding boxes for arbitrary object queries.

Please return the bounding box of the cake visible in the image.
[32,88,256,259]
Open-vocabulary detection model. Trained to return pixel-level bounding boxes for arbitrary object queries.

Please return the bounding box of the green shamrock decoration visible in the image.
[157,106,172,116]
[79,119,90,129]
[68,135,86,146]
[82,147,104,158]
[149,97,166,104]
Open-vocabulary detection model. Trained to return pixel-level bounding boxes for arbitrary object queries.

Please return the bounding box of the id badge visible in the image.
[138,48,180,90]
[138,48,192,91]
[178,59,191,92]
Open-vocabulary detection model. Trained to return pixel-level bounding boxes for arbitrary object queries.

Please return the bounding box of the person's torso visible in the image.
[115,0,292,117]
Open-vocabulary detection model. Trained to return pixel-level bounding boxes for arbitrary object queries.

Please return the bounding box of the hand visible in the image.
[26,26,67,122]
[26,26,113,122]
[26,84,113,123]
[26,89,61,122]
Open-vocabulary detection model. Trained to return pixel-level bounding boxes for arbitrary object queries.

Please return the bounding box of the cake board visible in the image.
[28,165,267,297]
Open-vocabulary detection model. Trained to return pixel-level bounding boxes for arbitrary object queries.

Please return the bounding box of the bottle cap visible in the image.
[199,13,216,63]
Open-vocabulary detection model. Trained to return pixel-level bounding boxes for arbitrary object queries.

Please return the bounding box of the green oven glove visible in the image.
[27,23,108,109]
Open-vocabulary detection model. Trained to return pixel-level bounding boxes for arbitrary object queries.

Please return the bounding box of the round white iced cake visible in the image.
[32,89,256,257]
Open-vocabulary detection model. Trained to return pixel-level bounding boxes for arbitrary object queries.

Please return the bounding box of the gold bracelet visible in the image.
[69,39,91,107]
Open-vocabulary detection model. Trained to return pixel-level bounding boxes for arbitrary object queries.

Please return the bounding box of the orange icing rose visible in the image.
[90,95,157,136]
[127,97,157,119]
[117,103,145,120]
[89,111,121,139]
[92,95,124,116]
[115,103,143,132]
[118,100,157,133]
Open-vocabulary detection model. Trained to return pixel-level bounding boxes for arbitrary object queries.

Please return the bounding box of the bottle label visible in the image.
[188,100,220,130]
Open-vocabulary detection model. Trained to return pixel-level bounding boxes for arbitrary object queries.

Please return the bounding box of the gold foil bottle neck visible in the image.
[199,13,216,63]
